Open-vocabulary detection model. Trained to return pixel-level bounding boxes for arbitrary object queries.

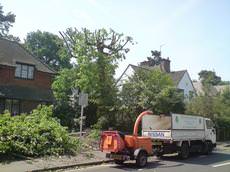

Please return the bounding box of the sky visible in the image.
[1,0,230,81]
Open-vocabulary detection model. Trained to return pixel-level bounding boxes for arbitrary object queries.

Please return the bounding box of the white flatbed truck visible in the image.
[142,113,216,159]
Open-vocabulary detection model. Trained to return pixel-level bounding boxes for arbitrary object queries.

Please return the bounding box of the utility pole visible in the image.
[78,92,88,138]
[80,105,84,138]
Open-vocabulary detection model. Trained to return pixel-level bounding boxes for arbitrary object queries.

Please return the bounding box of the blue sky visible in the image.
[2,0,230,81]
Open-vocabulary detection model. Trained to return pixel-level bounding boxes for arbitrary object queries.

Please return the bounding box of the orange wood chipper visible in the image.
[100,111,154,167]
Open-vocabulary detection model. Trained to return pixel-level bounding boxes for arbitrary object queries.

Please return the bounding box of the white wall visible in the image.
[177,72,195,100]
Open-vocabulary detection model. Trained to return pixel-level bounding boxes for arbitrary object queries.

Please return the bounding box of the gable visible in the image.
[177,71,195,97]
[0,38,55,74]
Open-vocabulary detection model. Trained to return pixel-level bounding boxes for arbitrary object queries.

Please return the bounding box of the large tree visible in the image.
[53,28,133,129]
[24,30,72,70]
[0,3,19,41]
[198,70,221,86]
[116,69,185,131]
[61,28,133,106]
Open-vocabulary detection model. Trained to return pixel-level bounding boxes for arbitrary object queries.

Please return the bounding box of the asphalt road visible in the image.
[66,151,230,172]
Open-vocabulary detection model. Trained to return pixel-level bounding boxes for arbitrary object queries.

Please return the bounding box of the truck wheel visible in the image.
[208,142,213,153]
[114,160,124,165]
[202,142,211,155]
[178,142,190,159]
[136,151,148,167]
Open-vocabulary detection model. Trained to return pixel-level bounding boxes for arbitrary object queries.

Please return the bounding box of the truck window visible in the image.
[206,120,213,129]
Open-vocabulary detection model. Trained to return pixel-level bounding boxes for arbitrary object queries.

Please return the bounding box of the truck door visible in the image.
[205,119,216,144]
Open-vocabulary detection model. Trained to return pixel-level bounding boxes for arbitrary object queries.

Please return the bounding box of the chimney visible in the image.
[161,57,170,73]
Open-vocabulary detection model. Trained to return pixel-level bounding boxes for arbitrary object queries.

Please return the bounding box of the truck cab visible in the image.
[204,118,216,146]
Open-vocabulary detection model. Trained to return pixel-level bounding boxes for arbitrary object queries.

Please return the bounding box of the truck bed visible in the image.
[142,113,206,141]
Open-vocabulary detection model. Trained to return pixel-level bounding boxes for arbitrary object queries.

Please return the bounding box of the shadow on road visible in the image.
[110,151,230,171]
[160,151,230,165]
[111,160,184,171]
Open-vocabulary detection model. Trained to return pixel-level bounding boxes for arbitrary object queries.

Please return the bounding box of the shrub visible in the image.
[88,128,101,140]
[0,105,81,157]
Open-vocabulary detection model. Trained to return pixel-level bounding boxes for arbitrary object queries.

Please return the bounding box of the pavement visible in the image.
[0,151,108,172]
[64,151,230,172]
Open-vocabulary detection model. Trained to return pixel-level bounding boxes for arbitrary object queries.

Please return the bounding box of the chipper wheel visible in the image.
[136,151,148,167]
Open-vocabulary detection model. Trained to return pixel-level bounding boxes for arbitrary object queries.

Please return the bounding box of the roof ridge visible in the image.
[170,69,187,73]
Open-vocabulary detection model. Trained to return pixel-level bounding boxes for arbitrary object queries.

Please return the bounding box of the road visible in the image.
[65,151,230,172]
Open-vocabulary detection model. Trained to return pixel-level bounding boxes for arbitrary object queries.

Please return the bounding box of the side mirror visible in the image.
[212,128,216,134]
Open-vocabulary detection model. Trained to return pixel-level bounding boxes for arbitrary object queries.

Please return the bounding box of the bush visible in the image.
[88,128,101,140]
[215,117,230,141]
[0,105,81,157]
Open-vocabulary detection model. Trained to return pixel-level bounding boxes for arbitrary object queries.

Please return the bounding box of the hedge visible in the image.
[0,105,81,156]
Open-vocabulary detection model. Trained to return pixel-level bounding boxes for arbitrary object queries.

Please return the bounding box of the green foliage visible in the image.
[186,94,215,119]
[88,128,101,140]
[24,30,72,70]
[121,69,184,114]
[186,86,230,119]
[0,4,15,37]
[116,69,185,131]
[52,68,81,130]
[214,87,230,118]
[214,87,230,140]
[52,68,78,103]
[198,70,221,86]
[0,106,81,156]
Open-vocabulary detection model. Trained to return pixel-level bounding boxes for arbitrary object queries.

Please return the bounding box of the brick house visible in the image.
[0,38,56,114]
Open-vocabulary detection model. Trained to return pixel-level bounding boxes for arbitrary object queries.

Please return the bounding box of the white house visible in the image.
[117,57,195,101]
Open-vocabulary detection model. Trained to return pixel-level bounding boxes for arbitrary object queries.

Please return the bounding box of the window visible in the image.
[177,88,184,95]
[206,120,214,129]
[15,63,34,79]
[5,99,20,115]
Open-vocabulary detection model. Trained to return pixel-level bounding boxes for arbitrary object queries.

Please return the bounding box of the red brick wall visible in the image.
[0,65,54,89]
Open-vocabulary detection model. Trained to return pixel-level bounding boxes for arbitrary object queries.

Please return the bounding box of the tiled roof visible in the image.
[0,85,54,102]
[0,38,56,74]
[169,70,187,85]
[193,81,230,95]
